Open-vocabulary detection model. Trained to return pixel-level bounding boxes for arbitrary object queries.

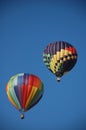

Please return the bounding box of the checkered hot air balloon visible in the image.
[43,41,78,81]
[6,73,44,119]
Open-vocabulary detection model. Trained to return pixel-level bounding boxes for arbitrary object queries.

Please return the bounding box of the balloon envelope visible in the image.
[6,73,44,119]
[43,41,78,81]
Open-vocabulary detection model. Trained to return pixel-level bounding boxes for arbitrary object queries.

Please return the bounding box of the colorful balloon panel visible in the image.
[6,73,44,113]
[43,41,78,81]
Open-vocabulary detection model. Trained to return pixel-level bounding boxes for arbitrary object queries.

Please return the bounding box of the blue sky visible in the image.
[0,0,86,130]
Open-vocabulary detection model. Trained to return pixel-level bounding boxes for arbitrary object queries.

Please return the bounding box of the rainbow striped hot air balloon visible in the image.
[6,73,44,119]
[43,41,78,81]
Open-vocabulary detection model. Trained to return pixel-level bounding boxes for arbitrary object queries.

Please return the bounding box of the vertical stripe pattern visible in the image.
[6,73,44,112]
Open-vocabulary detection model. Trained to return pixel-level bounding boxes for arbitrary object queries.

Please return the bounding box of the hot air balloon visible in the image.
[43,41,78,81]
[6,73,44,119]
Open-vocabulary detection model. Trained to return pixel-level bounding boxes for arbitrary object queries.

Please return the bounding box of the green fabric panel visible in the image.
[10,87,21,109]
[8,75,21,110]
[8,90,19,109]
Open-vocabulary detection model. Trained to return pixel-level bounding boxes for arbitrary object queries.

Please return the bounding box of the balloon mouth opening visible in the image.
[20,114,24,119]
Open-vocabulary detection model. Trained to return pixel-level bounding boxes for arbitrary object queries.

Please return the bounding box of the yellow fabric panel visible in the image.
[50,55,55,63]
[57,62,60,67]
[60,50,64,64]
[71,55,77,60]
[56,51,60,61]
[60,49,65,58]
[53,54,57,62]
[60,59,63,63]
[50,62,55,73]
[25,86,38,110]
[68,51,72,55]
[49,55,56,73]
[7,82,11,91]
[67,50,73,60]
[49,52,61,73]
[64,49,69,56]
[56,64,60,71]
[50,51,63,73]
[63,57,66,61]
[67,56,71,60]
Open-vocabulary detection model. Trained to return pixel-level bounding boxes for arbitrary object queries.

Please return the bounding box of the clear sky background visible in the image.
[0,0,86,130]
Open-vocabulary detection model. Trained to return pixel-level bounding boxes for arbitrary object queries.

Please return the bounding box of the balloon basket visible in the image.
[57,77,61,82]
[20,114,24,119]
